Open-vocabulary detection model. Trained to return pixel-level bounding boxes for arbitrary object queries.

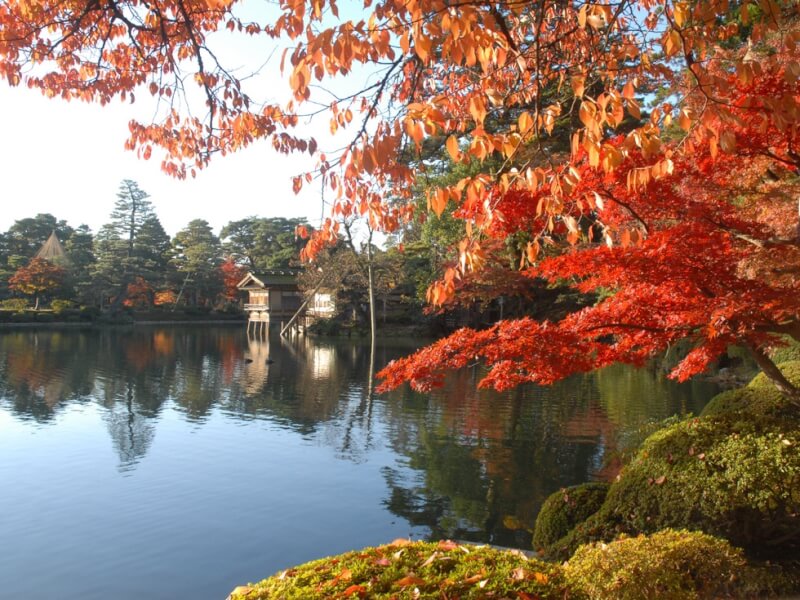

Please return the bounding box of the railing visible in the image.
[244,304,269,311]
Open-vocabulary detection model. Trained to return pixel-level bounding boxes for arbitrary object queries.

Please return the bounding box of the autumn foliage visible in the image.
[8,257,65,309]
[220,257,247,302]
[1,0,799,395]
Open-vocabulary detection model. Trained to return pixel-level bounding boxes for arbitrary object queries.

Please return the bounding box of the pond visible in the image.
[0,326,720,599]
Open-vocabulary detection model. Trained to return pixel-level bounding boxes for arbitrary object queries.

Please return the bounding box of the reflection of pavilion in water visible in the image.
[241,333,336,396]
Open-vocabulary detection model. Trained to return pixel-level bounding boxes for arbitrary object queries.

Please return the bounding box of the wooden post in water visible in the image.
[280,276,326,337]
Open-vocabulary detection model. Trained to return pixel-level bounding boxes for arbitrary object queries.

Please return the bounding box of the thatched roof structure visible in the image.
[35,231,67,262]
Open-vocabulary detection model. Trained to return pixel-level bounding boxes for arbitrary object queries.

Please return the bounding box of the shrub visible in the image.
[79,306,100,321]
[35,312,55,323]
[768,337,800,365]
[599,409,800,559]
[50,299,75,314]
[228,540,568,600]
[309,317,341,336]
[533,482,609,552]
[701,360,800,417]
[564,529,746,600]
[0,298,28,311]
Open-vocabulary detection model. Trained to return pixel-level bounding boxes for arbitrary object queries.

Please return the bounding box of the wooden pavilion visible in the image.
[237,270,334,335]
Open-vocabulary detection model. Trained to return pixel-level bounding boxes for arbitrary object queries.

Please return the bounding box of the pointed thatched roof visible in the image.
[35,231,67,262]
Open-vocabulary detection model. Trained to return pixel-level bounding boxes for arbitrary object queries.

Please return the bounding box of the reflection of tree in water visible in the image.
[103,383,156,472]
[0,331,95,421]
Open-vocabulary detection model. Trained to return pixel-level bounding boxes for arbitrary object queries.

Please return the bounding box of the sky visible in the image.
[0,80,329,238]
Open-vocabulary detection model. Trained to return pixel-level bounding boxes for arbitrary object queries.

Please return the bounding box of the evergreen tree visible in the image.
[220,216,307,270]
[64,225,96,304]
[92,180,161,309]
[171,219,222,306]
[4,214,73,269]
[135,216,173,291]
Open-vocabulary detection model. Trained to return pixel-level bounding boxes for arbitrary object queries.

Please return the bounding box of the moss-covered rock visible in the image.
[532,482,609,552]
[546,363,800,561]
[701,360,800,417]
[600,411,799,558]
[229,540,569,599]
[564,529,746,599]
[769,338,800,365]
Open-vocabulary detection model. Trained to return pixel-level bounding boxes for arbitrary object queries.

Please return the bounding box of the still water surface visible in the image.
[0,326,720,599]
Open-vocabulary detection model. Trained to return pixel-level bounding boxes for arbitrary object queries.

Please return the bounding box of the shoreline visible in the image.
[0,319,246,329]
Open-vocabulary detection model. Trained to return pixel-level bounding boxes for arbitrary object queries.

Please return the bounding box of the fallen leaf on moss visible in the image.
[343,584,366,597]
[395,575,425,587]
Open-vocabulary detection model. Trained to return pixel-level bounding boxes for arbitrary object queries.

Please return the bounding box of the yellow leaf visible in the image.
[627,98,641,120]
[578,4,588,28]
[446,135,460,161]
[571,75,585,98]
[486,88,504,106]
[579,101,596,129]
[678,108,692,131]
[518,111,533,133]
[469,96,487,125]
[674,2,689,27]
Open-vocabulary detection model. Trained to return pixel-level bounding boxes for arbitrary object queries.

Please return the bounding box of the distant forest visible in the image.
[0,180,310,313]
[0,179,555,330]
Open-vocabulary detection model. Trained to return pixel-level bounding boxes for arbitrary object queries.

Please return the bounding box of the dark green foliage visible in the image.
[220,216,307,270]
[308,317,341,336]
[229,540,568,600]
[170,219,222,306]
[532,482,609,552]
[564,529,746,600]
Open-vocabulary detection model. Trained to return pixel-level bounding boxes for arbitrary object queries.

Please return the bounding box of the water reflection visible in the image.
[0,326,719,546]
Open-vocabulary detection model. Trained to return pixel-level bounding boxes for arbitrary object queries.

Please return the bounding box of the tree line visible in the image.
[0,180,310,312]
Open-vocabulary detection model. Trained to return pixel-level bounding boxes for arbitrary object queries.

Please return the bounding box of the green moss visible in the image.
[230,540,569,599]
[701,360,800,417]
[747,360,800,391]
[533,482,609,552]
[768,337,800,365]
[739,560,800,597]
[564,529,747,600]
[599,410,800,558]
[547,364,800,561]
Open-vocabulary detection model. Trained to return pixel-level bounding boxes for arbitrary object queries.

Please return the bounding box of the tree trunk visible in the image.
[749,344,800,406]
[109,276,131,312]
[366,230,376,351]
[34,295,39,311]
